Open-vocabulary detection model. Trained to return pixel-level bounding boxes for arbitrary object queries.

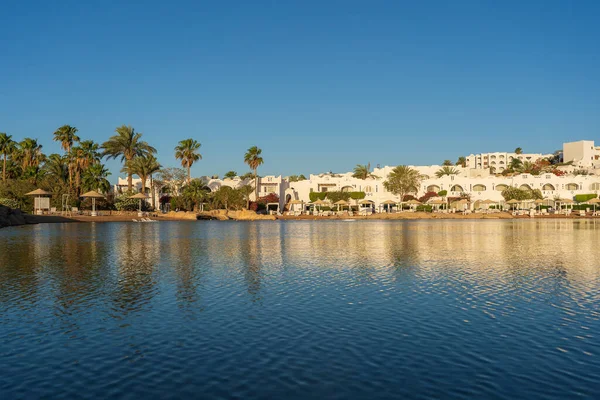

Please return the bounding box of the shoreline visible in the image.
[10,211,600,226]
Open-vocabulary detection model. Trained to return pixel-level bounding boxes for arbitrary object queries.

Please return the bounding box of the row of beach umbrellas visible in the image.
[25,189,149,216]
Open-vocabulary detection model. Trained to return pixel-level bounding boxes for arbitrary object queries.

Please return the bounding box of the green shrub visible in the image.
[0,198,20,209]
[416,205,433,212]
[574,194,597,203]
[349,191,366,200]
[308,192,328,202]
[437,190,447,197]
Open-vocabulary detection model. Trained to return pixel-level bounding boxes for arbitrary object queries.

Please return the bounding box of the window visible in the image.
[542,184,555,191]
[364,185,372,193]
[473,184,486,192]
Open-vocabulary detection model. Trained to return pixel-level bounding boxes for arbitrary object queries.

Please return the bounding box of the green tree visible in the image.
[182,179,210,211]
[442,160,453,166]
[0,133,16,182]
[174,138,202,184]
[71,140,102,195]
[127,154,162,197]
[102,125,156,191]
[435,166,460,178]
[44,154,69,185]
[515,147,523,154]
[15,138,45,170]
[244,146,264,200]
[224,170,237,179]
[238,183,254,209]
[383,166,422,202]
[455,156,466,167]
[53,125,80,186]
[509,158,523,172]
[352,164,378,179]
[82,163,112,193]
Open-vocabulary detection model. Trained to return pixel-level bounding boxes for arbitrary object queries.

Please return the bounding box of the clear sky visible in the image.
[1,0,599,181]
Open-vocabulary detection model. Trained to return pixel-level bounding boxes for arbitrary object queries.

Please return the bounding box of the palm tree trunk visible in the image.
[2,154,6,181]
[187,165,191,184]
[127,173,133,191]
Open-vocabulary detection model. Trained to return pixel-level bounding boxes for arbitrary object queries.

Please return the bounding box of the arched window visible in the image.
[542,184,555,191]
[566,183,578,190]
[519,184,532,191]
[495,184,508,191]
[450,185,464,192]
[364,185,373,193]
[427,185,440,193]
[341,186,353,192]
[473,184,486,192]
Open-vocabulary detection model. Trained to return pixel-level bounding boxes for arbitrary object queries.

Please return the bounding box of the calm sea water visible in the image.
[1,220,599,399]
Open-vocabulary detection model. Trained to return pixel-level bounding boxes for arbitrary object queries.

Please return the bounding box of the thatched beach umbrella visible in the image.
[588,197,600,213]
[129,192,149,215]
[380,199,396,212]
[288,199,304,212]
[334,199,349,211]
[81,190,105,217]
[406,199,422,211]
[428,199,446,211]
[25,189,52,215]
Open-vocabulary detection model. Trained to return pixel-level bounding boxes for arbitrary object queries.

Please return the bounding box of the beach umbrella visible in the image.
[588,198,600,213]
[334,199,349,211]
[288,199,304,212]
[506,199,519,210]
[129,192,149,213]
[380,199,396,212]
[25,189,52,215]
[81,190,105,216]
[405,199,421,211]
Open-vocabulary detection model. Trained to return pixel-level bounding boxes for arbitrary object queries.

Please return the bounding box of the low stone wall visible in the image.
[164,209,277,221]
[0,206,37,228]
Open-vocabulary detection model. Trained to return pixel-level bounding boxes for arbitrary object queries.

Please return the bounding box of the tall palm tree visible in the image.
[174,139,202,183]
[127,155,162,203]
[102,125,156,191]
[442,160,453,166]
[455,156,466,167]
[0,133,16,181]
[515,147,523,155]
[244,146,264,200]
[71,140,102,195]
[435,166,461,178]
[53,125,80,186]
[383,165,422,202]
[82,163,112,193]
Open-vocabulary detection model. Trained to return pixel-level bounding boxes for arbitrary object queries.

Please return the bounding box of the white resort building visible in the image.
[114,140,600,212]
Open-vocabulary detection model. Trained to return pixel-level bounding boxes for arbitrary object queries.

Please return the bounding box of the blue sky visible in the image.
[1,1,599,181]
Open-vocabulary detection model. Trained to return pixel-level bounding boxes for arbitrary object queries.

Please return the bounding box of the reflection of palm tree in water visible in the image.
[241,224,262,302]
[112,224,159,317]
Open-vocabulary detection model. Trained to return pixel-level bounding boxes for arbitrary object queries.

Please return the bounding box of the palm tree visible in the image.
[0,133,16,181]
[435,166,460,178]
[44,154,69,185]
[127,154,162,205]
[383,166,422,203]
[102,125,156,191]
[71,140,102,195]
[82,163,112,193]
[509,158,523,172]
[174,139,202,183]
[182,179,210,211]
[455,156,466,167]
[244,146,264,200]
[515,147,523,155]
[442,160,453,166]
[17,138,45,169]
[352,164,378,179]
[53,125,80,186]
[224,170,237,179]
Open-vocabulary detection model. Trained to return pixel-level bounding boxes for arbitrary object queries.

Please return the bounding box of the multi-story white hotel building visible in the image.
[465,151,553,173]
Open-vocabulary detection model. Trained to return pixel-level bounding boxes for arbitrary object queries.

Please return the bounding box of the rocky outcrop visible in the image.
[0,206,36,228]
[227,210,276,221]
